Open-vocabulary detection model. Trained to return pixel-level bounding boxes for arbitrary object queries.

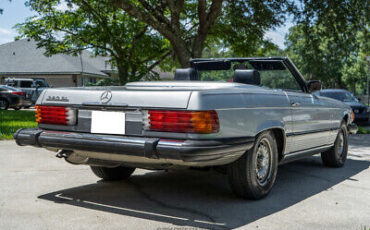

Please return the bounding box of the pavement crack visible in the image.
[128,180,226,229]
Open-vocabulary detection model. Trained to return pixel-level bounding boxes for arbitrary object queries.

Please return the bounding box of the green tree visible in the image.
[286,0,369,88]
[342,30,370,94]
[113,0,295,67]
[16,0,171,84]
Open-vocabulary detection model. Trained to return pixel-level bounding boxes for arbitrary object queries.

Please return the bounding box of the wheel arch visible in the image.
[342,108,352,125]
[256,125,286,162]
[343,114,349,123]
[0,97,9,108]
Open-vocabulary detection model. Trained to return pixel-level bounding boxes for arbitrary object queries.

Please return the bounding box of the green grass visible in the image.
[0,110,38,140]
[358,126,370,134]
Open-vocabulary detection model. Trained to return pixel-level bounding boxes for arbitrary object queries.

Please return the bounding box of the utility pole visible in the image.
[367,56,370,106]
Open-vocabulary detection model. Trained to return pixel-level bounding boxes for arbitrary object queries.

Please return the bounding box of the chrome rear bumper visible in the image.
[14,128,254,167]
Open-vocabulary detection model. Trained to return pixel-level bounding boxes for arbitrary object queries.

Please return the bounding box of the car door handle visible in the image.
[291,102,300,107]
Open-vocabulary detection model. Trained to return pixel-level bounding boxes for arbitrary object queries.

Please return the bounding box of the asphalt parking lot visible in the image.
[0,135,369,230]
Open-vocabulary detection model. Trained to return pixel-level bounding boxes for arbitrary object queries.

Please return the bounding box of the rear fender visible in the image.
[256,120,286,158]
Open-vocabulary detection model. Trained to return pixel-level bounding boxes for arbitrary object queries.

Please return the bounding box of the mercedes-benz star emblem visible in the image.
[100,90,112,104]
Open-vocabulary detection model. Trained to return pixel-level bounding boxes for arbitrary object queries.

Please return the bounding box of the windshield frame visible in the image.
[191,57,307,93]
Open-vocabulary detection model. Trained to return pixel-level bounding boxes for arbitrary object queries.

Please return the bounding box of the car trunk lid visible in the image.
[40,86,192,109]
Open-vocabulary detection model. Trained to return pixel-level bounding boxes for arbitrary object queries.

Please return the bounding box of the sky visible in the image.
[0,1,293,49]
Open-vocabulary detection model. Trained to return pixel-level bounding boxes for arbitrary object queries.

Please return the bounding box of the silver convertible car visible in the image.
[14,57,358,199]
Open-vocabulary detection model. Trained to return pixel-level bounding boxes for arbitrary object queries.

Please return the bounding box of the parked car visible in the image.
[314,89,370,122]
[3,78,50,105]
[14,57,358,200]
[0,85,25,110]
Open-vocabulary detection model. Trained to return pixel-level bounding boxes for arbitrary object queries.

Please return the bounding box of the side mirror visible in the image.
[357,97,361,102]
[307,80,322,93]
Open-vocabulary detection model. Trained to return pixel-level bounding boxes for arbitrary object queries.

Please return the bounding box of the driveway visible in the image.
[0,135,369,230]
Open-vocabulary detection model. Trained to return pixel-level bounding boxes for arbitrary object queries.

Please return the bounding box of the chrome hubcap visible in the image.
[255,139,272,185]
[337,132,344,156]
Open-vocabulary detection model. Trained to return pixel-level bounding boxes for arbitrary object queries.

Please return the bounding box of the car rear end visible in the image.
[0,85,25,109]
[14,84,253,169]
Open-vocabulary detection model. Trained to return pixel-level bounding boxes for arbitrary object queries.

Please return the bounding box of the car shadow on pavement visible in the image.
[38,156,370,229]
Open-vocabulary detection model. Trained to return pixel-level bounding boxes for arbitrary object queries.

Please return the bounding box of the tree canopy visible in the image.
[113,0,295,67]
[12,0,370,91]
[285,0,369,91]
[17,0,171,84]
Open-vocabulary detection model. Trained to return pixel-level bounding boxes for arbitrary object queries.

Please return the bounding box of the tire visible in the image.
[227,131,278,200]
[90,166,135,181]
[0,98,9,110]
[321,122,348,167]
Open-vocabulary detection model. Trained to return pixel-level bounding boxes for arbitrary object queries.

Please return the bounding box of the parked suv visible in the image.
[3,78,50,105]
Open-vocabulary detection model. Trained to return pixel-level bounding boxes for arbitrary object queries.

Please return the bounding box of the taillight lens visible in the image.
[351,110,355,122]
[35,105,76,125]
[11,91,24,96]
[144,110,219,134]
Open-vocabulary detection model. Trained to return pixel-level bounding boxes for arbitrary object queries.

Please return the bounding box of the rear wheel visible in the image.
[321,122,348,167]
[90,166,135,181]
[228,131,278,200]
[0,98,9,110]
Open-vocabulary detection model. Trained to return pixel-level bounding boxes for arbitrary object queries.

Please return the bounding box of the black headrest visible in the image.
[174,68,197,80]
[233,69,260,85]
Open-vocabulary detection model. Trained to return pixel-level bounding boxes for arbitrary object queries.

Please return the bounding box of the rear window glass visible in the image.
[35,80,48,87]
[20,81,33,88]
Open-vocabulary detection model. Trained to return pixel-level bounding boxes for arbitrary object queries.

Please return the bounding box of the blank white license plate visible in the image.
[91,111,126,135]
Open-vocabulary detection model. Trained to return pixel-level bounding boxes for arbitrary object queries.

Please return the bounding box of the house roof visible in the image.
[0,39,112,78]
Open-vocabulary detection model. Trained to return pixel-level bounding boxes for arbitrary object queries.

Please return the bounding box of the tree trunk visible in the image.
[116,60,129,85]
[172,42,192,68]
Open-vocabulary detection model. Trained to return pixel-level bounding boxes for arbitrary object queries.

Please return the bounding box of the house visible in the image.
[0,39,114,87]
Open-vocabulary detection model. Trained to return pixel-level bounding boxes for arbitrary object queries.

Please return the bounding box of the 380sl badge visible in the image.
[45,95,69,102]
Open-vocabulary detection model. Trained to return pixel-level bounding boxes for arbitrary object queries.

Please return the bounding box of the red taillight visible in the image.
[11,91,24,96]
[35,105,76,125]
[145,110,219,134]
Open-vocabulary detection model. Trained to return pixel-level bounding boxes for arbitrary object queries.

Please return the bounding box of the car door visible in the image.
[257,60,333,154]
[285,91,332,153]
